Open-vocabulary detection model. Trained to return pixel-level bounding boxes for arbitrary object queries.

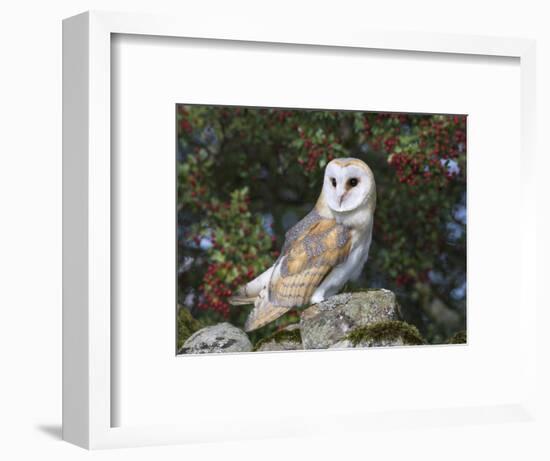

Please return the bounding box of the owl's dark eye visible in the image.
[330,178,337,187]
[348,178,359,187]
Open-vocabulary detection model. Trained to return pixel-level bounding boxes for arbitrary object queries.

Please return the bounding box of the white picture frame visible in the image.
[62,10,538,450]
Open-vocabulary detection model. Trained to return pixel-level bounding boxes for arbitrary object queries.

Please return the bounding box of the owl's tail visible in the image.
[244,295,291,332]
[228,265,274,307]
[227,264,289,331]
[229,289,290,332]
[228,288,256,306]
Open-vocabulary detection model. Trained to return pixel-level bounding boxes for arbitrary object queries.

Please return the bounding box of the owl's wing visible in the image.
[269,218,352,307]
[244,217,351,331]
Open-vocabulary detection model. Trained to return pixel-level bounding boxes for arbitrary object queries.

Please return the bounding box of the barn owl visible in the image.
[229,158,376,332]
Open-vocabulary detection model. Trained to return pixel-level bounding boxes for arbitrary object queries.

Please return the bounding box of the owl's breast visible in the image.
[347,229,373,281]
[343,210,374,275]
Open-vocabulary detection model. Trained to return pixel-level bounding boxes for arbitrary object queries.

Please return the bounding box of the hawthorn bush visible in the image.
[177,105,466,345]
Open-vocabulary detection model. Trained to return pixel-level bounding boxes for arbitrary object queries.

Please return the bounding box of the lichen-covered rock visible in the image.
[330,320,425,349]
[300,290,401,349]
[178,322,252,354]
[447,330,467,344]
[254,326,303,352]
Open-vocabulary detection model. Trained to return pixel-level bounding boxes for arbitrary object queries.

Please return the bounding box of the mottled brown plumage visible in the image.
[270,217,351,307]
[243,213,351,331]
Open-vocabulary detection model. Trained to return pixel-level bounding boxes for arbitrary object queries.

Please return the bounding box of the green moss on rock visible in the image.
[448,330,467,344]
[177,307,205,350]
[253,328,302,351]
[346,320,425,346]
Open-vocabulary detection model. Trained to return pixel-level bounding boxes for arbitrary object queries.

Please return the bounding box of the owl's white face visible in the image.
[322,158,375,213]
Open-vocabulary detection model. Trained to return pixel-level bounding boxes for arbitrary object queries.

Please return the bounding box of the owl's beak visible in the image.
[339,194,345,207]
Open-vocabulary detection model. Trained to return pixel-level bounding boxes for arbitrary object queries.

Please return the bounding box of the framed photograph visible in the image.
[174,104,466,354]
[63,11,538,449]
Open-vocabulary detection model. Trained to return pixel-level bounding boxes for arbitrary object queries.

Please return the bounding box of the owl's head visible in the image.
[322,158,376,213]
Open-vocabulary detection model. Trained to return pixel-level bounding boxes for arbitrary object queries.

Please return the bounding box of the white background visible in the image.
[113,35,523,428]
[0,1,548,460]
